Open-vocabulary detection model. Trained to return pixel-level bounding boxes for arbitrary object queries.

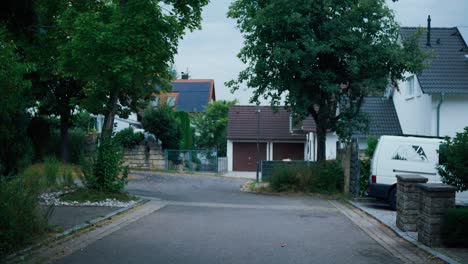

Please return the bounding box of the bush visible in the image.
[269,161,343,193]
[437,127,468,192]
[359,136,379,196]
[0,177,48,256]
[47,128,87,164]
[113,128,144,148]
[441,207,468,247]
[141,104,181,150]
[81,137,128,193]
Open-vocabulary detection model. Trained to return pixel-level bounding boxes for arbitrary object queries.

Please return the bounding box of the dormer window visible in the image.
[407,75,415,97]
[289,114,304,133]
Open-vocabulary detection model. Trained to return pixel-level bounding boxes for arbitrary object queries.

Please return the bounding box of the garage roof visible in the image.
[227,97,402,140]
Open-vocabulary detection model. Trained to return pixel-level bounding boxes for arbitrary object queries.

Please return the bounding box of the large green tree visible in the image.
[228,0,426,160]
[0,27,34,175]
[193,100,237,156]
[58,0,209,138]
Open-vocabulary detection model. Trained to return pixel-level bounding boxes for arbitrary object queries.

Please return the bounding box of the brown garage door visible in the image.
[233,142,267,171]
[273,143,304,160]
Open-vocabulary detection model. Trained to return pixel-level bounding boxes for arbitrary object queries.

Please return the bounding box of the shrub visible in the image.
[269,161,343,193]
[441,207,468,247]
[0,177,48,256]
[47,128,87,164]
[437,127,468,191]
[141,104,181,150]
[113,128,144,148]
[81,137,128,193]
[359,136,379,196]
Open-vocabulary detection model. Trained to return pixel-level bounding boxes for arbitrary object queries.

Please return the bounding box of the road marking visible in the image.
[330,200,444,264]
[167,201,338,212]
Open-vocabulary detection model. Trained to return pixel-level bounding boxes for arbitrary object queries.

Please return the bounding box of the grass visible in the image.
[60,188,139,203]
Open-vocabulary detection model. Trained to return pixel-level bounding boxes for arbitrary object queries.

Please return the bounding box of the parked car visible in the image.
[367,135,443,210]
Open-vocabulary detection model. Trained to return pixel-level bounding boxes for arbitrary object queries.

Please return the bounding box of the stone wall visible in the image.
[396,175,428,232]
[122,141,164,170]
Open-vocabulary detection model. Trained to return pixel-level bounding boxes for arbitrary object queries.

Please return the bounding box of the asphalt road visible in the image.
[55,173,401,264]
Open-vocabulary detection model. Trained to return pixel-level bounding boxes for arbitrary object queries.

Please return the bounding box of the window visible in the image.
[407,76,415,97]
[167,96,176,107]
[151,97,159,107]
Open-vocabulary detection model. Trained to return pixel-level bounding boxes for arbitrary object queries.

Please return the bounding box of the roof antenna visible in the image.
[426,15,431,47]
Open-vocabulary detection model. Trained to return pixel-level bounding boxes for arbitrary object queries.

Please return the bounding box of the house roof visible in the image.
[356,97,403,138]
[166,79,215,112]
[400,27,468,94]
[227,97,402,141]
[227,106,315,141]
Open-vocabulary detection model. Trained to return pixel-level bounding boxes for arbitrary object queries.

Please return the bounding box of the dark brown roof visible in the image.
[227,106,315,141]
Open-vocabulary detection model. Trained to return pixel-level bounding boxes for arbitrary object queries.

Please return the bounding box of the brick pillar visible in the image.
[417,183,456,247]
[396,174,428,232]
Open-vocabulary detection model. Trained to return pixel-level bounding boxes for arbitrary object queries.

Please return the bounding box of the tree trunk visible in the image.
[60,111,70,163]
[102,88,120,139]
[316,123,327,161]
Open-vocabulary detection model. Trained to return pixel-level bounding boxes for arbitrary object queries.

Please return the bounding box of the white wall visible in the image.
[431,94,468,138]
[325,133,339,160]
[114,113,140,132]
[227,140,233,171]
[392,75,432,136]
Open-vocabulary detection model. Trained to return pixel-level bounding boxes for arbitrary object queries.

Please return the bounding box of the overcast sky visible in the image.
[174,0,468,105]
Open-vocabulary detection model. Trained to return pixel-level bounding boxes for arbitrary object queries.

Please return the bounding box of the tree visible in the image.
[437,127,468,192]
[193,100,237,156]
[228,0,426,160]
[58,0,209,138]
[27,0,86,163]
[142,104,181,150]
[0,27,34,175]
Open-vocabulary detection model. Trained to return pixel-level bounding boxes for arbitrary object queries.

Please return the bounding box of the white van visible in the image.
[367,135,461,209]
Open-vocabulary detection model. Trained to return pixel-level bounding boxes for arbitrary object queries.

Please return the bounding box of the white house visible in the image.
[392,26,468,138]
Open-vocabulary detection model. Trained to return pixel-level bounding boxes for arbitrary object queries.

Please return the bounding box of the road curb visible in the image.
[348,200,460,264]
[4,199,150,263]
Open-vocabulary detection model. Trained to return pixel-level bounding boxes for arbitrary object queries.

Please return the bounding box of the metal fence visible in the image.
[165,150,219,173]
[217,157,228,173]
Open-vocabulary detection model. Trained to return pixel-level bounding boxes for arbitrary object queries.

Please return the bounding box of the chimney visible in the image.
[426,15,431,47]
[181,72,189,80]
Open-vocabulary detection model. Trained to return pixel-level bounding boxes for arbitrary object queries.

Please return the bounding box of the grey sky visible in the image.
[174,0,468,105]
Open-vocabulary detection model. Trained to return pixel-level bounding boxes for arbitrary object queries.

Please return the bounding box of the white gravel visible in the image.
[39,190,138,208]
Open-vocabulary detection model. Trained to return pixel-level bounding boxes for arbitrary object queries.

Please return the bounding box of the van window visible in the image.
[391,145,429,162]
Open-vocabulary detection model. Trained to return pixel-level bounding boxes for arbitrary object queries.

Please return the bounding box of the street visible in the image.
[55,173,401,264]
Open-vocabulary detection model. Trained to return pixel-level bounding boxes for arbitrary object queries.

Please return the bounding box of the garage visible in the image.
[233,142,267,171]
[273,143,304,160]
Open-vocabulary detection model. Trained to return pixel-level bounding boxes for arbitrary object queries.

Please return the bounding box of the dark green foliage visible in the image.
[142,105,181,150]
[0,177,48,256]
[48,128,87,164]
[81,137,128,193]
[73,111,96,133]
[228,0,427,160]
[44,157,60,187]
[27,117,51,162]
[113,128,145,148]
[437,127,468,192]
[0,26,34,176]
[193,100,237,156]
[175,111,194,150]
[359,136,379,195]
[269,161,343,193]
[441,207,468,247]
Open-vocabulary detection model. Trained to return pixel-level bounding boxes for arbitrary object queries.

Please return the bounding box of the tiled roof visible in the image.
[227,106,315,141]
[356,97,402,138]
[227,97,402,140]
[400,27,468,94]
[170,79,215,112]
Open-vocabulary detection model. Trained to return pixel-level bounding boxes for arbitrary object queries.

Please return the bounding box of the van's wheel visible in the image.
[389,187,397,210]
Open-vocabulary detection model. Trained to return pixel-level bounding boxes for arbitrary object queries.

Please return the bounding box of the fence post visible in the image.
[164,150,168,170]
[188,151,192,172]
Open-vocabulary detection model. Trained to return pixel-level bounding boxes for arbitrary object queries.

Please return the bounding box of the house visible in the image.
[152,78,216,113]
[104,77,216,133]
[226,97,402,172]
[391,23,468,138]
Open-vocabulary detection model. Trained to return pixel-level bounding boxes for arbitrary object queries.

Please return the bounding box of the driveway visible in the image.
[55,172,403,264]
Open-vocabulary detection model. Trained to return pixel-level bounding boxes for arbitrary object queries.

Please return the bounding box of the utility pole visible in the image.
[256,106,261,182]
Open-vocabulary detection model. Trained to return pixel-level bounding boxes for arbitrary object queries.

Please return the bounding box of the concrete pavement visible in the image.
[28,172,444,263]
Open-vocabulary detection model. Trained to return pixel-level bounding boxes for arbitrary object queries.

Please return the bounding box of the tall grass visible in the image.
[44,157,60,187]
[0,176,48,256]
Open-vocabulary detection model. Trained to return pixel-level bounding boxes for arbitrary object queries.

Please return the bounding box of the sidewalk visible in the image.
[40,205,118,230]
[351,199,468,264]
